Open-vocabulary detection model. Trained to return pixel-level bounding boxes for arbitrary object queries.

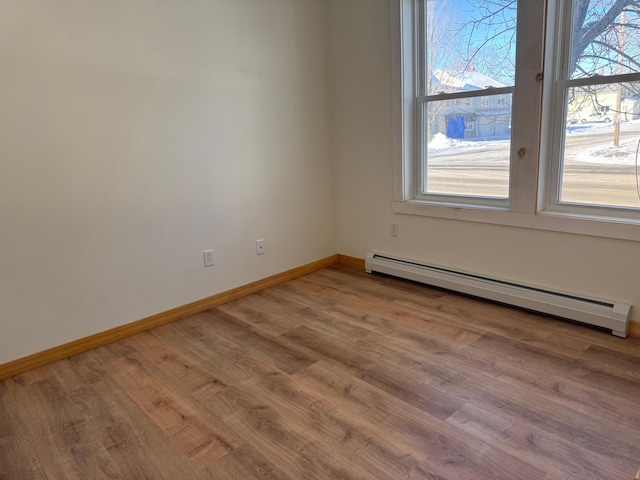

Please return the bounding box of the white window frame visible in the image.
[417,88,514,208]
[392,0,640,242]
[543,1,640,220]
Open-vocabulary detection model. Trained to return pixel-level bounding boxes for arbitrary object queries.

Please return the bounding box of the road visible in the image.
[426,121,640,207]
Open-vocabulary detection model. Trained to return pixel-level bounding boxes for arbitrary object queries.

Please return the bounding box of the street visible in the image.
[426,121,640,208]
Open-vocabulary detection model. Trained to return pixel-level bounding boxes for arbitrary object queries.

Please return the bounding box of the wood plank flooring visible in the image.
[2,264,640,479]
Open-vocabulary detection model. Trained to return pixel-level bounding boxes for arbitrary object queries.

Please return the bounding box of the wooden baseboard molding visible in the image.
[5,252,632,381]
[336,254,366,270]
[629,320,640,339]
[0,254,339,381]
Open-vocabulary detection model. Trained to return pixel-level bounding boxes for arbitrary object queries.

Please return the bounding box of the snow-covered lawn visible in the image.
[429,133,504,152]
[566,138,640,165]
[428,133,508,152]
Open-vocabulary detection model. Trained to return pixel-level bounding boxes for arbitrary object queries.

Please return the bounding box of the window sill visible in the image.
[392,200,640,242]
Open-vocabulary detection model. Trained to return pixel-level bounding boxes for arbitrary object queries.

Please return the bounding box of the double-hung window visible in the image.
[393,0,640,240]
[546,1,640,216]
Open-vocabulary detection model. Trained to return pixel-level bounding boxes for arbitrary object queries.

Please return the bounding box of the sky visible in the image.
[427,0,640,82]
[426,0,517,85]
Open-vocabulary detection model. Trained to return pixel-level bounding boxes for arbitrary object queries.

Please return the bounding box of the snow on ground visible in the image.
[427,133,495,151]
[567,138,640,165]
[567,120,640,165]
[428,121,640,165]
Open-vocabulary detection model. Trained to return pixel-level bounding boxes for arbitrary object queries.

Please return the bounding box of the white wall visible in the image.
[0,0,336,364]
[328,0,640,323]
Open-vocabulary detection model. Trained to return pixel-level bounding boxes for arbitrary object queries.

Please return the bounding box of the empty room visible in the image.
[2,0,640,478]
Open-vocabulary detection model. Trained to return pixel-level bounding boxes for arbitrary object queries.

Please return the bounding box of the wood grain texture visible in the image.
[2,264,640,479]
[3,252,637,383]
[0,255,339,380]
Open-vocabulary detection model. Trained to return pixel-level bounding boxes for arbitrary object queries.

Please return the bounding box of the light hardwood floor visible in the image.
[2,265,640,479]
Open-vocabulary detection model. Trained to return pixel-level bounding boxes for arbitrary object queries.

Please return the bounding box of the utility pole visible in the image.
[613,11,625,147]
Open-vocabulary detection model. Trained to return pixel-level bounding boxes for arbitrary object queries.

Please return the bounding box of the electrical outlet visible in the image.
[203,249,214,267]
[256,239,265,255]
[390,222,399,237]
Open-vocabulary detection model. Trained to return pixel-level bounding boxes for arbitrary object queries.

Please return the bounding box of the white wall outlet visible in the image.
[203,249,214,267]
[390,222,399,237]
[256,239,265,255]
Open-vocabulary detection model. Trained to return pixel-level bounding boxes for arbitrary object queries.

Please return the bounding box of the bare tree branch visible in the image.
[570,0,637,75]
[452,0,640,78]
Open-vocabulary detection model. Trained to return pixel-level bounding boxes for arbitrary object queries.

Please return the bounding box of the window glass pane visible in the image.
[569,1,640,79]
[425,0,517,92]
[423,94,511,198]
[423,1,516,201]
[559,81,640,208]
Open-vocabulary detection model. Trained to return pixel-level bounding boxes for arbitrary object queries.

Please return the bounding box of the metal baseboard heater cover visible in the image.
[365,252,631,338]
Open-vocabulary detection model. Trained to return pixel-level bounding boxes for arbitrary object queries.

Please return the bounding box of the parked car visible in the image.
[580,113,612,123]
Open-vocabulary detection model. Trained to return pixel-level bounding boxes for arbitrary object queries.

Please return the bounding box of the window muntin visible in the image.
[556,81,640,210]
[547,1,640,214]
[398,0,640,232]
[421,92,512,200]
[417,0,517,206]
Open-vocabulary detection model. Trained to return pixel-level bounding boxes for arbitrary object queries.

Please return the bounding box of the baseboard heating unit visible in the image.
[365,251,631,338]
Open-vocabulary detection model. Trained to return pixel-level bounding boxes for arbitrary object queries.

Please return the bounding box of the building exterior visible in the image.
[566,83,640,124]
[429,69,512,140]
